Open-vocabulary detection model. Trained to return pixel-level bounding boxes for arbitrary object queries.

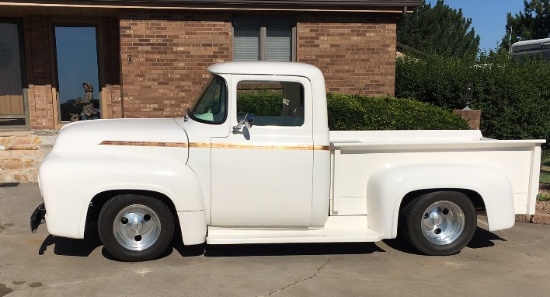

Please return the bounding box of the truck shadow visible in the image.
[382,227,506,255]
[467,226,507,249]
[38,221,103,257]
[199,242,384,257]
[39,226,505,259]
[39,234,101,257]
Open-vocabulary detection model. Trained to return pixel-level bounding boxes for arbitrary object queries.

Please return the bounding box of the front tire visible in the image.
[400,191,476,256]
[98,194,174,261]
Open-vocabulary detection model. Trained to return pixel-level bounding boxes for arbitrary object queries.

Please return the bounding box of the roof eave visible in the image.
[0,0,422,13]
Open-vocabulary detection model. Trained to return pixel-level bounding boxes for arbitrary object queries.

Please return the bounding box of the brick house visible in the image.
[0,0,420,182]
[1,0,420,130]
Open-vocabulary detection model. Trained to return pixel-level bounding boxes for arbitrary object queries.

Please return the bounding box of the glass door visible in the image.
[54,26,100,122]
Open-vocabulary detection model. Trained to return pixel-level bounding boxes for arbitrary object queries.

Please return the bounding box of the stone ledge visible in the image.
[0,135,41,150]
[0,130,57,183]
[515,214,550,225]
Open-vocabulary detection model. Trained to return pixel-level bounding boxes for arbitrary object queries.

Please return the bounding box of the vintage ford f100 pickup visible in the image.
[31,62,545,261]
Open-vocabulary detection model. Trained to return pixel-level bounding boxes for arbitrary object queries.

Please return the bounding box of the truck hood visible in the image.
[49,118,189,162]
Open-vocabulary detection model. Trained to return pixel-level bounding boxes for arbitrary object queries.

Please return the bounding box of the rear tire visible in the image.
[98,194,174,262]
[400,191,476,256]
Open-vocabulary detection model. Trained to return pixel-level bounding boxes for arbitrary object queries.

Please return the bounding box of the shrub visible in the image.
[237,90,281,117]
[327,94,468,130]
[236,91,468,131]
[472,55,550,147]
[325,94,367,130]
[396,55,471,110]
[396,53,550,149]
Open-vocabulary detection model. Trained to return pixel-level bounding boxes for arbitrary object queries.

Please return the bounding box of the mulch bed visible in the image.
[534,165,550,220]
[515,185,550,225]
[538,182,550,215]
[521,187,550,225]
[536,200,550,215]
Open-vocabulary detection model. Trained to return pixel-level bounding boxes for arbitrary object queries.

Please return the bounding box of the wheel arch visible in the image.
[394,188,486,241]
[399,188,485,216]
[85,189,206,247]
[85,190,180,240]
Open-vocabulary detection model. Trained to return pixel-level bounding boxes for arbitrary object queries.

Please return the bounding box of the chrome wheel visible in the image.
[113,204,162,251]
[99,194,174,261]
[421,200,465,245]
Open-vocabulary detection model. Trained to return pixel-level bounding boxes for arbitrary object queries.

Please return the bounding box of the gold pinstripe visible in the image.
[99,140,188,147]
[100,140,330,151]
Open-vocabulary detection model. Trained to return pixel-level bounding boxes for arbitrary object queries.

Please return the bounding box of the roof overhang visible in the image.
[0,0,422,13]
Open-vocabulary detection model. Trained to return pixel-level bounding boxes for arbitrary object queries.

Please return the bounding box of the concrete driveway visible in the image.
[1,183,550,297]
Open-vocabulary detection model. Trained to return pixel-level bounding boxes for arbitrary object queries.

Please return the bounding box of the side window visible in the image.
[237,81,304,127]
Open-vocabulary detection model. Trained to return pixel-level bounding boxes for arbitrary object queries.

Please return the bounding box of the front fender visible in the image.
[40,155,204,239]
[367,164,514,239]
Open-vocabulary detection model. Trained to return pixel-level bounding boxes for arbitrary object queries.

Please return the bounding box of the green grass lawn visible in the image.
[542,171,550,184]
[541,152,549,182]
[542,152,550,182]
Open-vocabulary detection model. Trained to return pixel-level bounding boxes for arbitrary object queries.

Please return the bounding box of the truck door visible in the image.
[210,76,313,227]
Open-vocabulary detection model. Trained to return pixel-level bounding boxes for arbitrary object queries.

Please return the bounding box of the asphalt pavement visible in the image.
[1,183,550,297]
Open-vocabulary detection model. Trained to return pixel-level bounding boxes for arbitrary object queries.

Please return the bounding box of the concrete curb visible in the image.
[515,214,550,225]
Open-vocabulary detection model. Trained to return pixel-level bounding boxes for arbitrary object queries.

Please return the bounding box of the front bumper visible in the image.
[30,203,46,233]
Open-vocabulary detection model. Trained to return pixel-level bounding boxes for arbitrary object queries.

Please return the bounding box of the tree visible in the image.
[398,0,480,60]
[502,0,550,50]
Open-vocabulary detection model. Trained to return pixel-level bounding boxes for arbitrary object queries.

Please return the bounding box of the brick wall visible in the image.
[119,11,232,118]
[18,11,398,124]
[453,109,481,130]
[297,13,396,96]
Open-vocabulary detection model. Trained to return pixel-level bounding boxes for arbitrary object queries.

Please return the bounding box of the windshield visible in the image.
[189,75,227,124]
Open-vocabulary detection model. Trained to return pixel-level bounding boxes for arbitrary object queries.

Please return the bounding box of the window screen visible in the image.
[233,17,294,62]
[233,18,260,61]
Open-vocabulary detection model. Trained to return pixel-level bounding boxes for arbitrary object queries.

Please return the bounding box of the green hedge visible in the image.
[237,90,282,117]
[237,92,468,130]
[396,53,550,148]
[327,94,468,130]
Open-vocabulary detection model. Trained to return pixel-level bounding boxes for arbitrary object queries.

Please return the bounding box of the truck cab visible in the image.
[184,62,331,229]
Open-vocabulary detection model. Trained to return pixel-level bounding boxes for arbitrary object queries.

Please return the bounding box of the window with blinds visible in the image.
[233,17,295,62]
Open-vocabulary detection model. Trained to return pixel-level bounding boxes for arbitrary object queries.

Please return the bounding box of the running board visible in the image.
[206,216,383,244]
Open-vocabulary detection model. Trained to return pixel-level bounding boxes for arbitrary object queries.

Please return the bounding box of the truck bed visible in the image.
[329,130,545,217]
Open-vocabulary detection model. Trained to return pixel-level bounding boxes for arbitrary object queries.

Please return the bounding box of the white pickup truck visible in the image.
[31,62,545,262]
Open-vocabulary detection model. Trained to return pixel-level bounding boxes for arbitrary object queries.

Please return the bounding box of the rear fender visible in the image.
[367,164,514,239]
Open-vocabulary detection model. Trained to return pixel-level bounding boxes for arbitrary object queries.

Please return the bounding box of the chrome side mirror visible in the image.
[233,113,254,133]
